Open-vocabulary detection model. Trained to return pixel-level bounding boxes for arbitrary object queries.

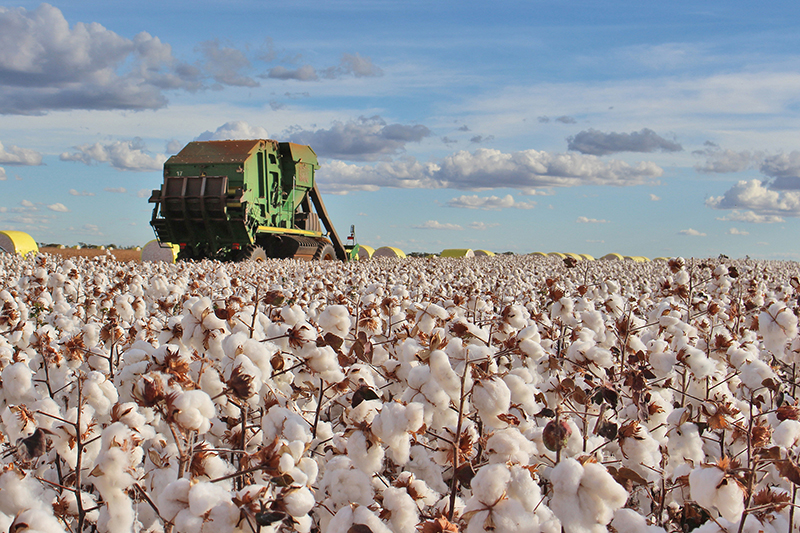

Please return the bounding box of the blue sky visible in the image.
[2,1,800,258]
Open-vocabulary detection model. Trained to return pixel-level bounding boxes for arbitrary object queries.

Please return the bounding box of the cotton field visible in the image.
[2,252,800,533]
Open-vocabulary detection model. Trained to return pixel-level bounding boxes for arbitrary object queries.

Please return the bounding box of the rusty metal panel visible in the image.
[168,140,264,165]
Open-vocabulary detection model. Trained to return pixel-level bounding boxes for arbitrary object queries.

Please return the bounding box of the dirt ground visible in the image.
[39,247,142,262]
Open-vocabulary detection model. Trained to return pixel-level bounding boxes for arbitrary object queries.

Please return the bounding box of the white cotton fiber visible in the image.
[550,458,628,533]
[172,389,216,433]
[317,305,351,337]
[688,466,744,523]
[611,508,667,533]
[472,377,511,428]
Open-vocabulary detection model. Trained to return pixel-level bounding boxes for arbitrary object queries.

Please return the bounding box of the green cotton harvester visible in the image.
[149,139,358,261]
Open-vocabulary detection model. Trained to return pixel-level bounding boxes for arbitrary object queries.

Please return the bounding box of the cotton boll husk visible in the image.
[611,508,667,533]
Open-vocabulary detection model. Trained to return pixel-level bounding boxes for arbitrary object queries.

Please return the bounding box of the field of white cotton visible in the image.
[0,252,799,533]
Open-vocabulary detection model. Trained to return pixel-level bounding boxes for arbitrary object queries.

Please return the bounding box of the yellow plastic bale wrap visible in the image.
[141,240,179,263]
[0,231,38,256]
[356,245,375,260]
[440,249,474,258]
[373,246,406,259]
[474,250,495,257]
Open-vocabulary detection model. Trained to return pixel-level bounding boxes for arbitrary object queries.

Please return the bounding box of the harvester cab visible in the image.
[149,139,357,262]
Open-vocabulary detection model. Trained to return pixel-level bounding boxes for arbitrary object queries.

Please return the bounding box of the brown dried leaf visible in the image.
[420,517,459,533]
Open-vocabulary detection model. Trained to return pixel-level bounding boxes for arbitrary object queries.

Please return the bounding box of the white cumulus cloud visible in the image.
[413,220,463,230]
[678,228,706,236]
[319,148,662,194]
[468,222,500,230]
[0,141,42,165]
[447,194,536,210]
[727,227,749,235]
[60,138,166,171]
[576,216,609,223]
[195,121,269,141]
[47,203,69,212]
[706,179,800,218]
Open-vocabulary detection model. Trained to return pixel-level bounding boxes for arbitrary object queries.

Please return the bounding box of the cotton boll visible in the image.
[188,481,232,518]
[281,303,307,326]
[469,463,511,507]
[0,469,55,517]
[1,405,36,442]
[739,358,777,391]
[311,345,346,383]
[83,371,119,419]
[688,466,745,523]
[406,446,448,494]
[667,422,705,466]
[2,362,38,403]
[172,389,216,433]
[549,458,629,533]
[485,428,537,464]
[773,419,800,448]
[472,377,511,429]
[759,302,798,361]
[429,350,462,402]
[347,429,385,474]
[262,406,313,445]
[283,486,315,518]
[680,345,715,380]
[611,508,667,533]
[318,456,375,508]
[382,486,420,533]
[317,305,351,337]
[619,423,662,482]
[327,504,393,533]
[7,507,67,533]
[157,478,191,522]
